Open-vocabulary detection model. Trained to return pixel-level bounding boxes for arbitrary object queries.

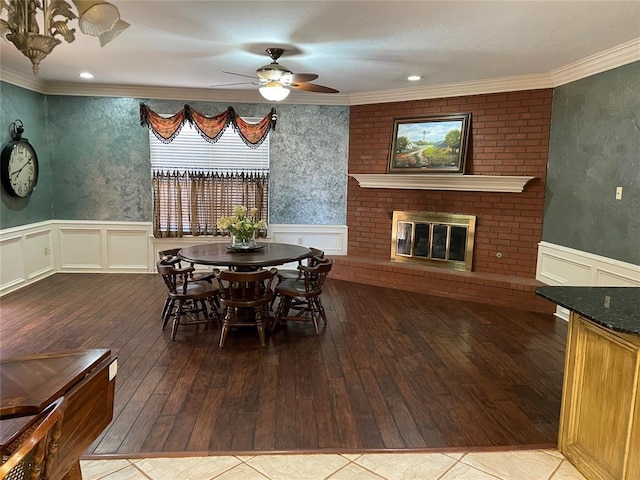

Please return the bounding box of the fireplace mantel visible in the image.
[348,174,536,193]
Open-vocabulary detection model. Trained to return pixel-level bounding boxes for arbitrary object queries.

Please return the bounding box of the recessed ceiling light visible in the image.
[79,72,94,79]
[407,75,421,81]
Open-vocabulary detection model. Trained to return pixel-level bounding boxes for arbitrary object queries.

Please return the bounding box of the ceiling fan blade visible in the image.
[291,82,339,94]
[211,81,256,87]
[222,71,258,80]
[291,73,318,83]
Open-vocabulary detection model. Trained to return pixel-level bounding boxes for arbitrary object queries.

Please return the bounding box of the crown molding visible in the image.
[42,83,351,105]
[549,37,640,87]
[0,68,47,93]
[0,69,351,105]
[347,73,553,105]
[349,174,536,193]
[0,75,352,105]
[1,40,637,104]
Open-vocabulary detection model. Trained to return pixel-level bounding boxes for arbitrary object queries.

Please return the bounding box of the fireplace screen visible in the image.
[391,211,476,271]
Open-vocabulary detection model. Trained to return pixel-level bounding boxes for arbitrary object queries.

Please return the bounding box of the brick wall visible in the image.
[341,89,556,313]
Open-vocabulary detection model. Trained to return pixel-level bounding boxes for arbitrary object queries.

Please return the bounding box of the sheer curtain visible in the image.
[152,171,268,238]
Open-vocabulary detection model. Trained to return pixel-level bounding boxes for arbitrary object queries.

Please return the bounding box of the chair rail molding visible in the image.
[348,174,536,193]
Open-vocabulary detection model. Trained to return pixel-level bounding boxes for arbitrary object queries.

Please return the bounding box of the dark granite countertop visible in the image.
[536,286,640,335]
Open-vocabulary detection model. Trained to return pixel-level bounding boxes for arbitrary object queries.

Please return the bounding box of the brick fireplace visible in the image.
[330,89,556,313]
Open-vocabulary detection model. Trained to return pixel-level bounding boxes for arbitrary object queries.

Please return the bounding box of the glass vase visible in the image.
[231,231,256,249]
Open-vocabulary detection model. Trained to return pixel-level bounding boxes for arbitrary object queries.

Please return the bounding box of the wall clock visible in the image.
[1,120,39,198]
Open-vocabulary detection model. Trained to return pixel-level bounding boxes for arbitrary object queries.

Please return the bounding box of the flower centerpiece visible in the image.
[217,205,267,249]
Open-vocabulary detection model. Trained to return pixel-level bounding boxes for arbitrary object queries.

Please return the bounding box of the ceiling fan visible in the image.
[215,48,339,101]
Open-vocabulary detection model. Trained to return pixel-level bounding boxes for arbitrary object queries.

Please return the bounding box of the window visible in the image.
[150,121,269,237]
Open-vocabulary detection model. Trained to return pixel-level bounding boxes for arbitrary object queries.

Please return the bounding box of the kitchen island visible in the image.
[536,286,639,480]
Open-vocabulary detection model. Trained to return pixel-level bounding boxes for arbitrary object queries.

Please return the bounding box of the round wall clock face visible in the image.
[1,140,39,198]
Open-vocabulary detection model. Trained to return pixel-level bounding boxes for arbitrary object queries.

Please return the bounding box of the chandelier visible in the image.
[0,0,129,75]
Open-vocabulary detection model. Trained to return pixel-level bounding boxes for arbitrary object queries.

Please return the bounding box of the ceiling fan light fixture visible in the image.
[256,63,293,82]
[279,72,294,86]
[259,81,290,102]
[218,47,337,98]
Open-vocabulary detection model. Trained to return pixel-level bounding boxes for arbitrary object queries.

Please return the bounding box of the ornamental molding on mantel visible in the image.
[348,174,536,193]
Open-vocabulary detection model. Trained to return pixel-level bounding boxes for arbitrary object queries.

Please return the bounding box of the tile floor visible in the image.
[81,449,587,479]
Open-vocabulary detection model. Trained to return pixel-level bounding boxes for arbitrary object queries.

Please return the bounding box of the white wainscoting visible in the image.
[56,221,152,273]
[0,221,55,295]
[1,221,348,295]
[151,224,348,273]
[266,224,348,255]
[536,241,640,320]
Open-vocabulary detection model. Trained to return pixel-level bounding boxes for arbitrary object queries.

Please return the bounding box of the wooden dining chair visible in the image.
[158,248,215,283]
[157,259,220,340]
[0,397,66,480]
[270,247,324,310]
[212,268,278,347]
[272,257,332,334]
[157,248,217,322]
[276,247,325,281]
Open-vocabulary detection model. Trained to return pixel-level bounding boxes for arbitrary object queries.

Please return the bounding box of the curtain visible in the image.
[139,107,187,143]
[153,171,268,238]
[140,103,277,147]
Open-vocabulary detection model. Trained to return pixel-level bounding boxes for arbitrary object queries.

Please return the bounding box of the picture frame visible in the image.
[387,113,471,174]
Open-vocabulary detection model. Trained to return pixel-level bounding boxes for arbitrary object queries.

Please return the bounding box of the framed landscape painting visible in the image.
[387,113,471,173]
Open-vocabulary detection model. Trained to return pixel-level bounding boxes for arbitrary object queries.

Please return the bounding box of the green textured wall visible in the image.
[1,84,348,227]
[47,96,150,221]
[0,82,53,228]
[543,62,640,265]
[45,96,348,224]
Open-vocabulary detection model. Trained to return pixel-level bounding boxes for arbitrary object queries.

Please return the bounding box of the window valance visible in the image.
[140,103,277,148]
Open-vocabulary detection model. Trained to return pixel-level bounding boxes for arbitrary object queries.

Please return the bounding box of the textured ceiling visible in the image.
[1,1,639,99]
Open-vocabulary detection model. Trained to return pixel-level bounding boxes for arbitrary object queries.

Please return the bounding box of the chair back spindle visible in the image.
[0,397,66,480]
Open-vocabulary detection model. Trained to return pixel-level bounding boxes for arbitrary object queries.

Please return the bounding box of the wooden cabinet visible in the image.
[560,313,640,480]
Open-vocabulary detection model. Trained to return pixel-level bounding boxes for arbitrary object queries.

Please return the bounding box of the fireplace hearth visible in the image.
[391,211,476,271]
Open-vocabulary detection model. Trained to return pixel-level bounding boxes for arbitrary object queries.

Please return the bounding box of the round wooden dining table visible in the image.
[178,242,312,271]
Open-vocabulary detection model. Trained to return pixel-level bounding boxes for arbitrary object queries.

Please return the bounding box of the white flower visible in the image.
[218,205,267,241]
[233,205,248,218]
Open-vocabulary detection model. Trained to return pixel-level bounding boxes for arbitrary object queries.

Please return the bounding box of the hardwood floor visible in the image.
[0,273,566,455]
